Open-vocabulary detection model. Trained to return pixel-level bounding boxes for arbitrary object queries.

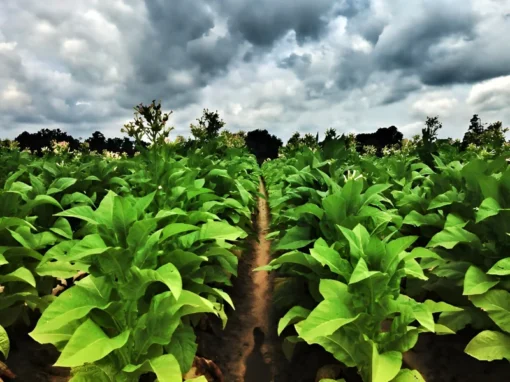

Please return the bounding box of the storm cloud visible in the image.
[0,0,509,141]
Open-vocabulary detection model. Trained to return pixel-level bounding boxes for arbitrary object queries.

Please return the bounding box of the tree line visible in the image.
[6,100,508,164]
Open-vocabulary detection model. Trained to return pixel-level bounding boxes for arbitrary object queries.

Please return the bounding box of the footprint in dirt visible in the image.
[245,327,272,382]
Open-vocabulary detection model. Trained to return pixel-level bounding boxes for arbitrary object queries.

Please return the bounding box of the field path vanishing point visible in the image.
[197,178,277,382]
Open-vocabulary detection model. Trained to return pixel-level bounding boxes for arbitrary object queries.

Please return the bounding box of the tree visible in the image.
[15,128,80,154]
[462,114,485,149]
[356,126,403,155]
[85,131,107,152]
[245,129,283,164]
[419,116,442,166]
[302,133,319,149]
[198,109,225,138]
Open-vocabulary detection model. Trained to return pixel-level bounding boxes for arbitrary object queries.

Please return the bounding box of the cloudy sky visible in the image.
[1,0,510,142]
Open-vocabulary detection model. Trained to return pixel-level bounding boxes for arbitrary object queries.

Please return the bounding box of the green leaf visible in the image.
[199,221,248,241]
[161,224,200,241]
[428,189,461,210]
[350,258,378,284]
[476,198,503,223]
[149,354,182,382]
[275,226,314,250]
[309,246,352,281]
[278,306,311,335]
[470,290,510,333]
[298,280,357,343]
[463,266,499,296]
[166,325,197,373]
[0,267,36,287]
[55,206,97,225]
[112,196,137,245]
[383,236,418,274]
[370,346,402,382]
[50,217,73,239]
[291,203,324,219]
[55,319,129,367]
[403,211,442,227]
[412,304,435,332]
[48,177,77,195]
[465,330,510,361]
[0,325,9,358]
[487,258,510,276]
[428,227,480,249]
[391,369,425,382]
[23,194,63,213]
[30,276,111,341]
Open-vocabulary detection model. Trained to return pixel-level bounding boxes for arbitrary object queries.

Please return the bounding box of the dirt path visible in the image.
[197,178,277,381]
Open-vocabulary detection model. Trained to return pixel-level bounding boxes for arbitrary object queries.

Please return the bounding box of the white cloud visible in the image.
[411,92,459,118]
[467,75,510,112]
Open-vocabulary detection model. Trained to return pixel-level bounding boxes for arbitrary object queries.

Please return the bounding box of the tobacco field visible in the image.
[1,110,510,382]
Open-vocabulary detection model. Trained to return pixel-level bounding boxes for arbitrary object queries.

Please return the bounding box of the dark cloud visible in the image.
[278,53,312,69]
[224,0,335,46]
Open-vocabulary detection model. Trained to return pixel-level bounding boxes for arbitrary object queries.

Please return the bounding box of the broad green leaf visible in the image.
[400,247,442,262]
[50,217,73,239]
[428,227,480,249]
[323,193,347,225]
[166,325,197,373]
[470,290,510,333]
[68,362,118,382]
[339,224,370,261]
[403,211,442,227]
[0,325,9,358]
[275,226,314,250]
[23,194,63,212]
[412,304,435,332]
[31,276,111,339]
[149,354,182,382]
[124,264,182,300]
[55,206,97,224]
[298,280,357,343]
[292,203,324,220]
[444,213,468,228]
[67,234,109,261]
[36,261,85,278]
[403,260,427,280]
[161,224,200,241]
[278,306,311,335]
[0,267,36,287]
[112,196,137,245]
[199,221,247,241]
[391,369,425,382]
[370,346,402,382]
[476,197,502,223]
[487,258,510,276]
[309,246,352,281]
[126,219,157,252]
[428,190,461,210]
[55,319,129,367]
[298,299,358,343]
[463,266,499,296]
[48,177,77,195]
[350,258,378,284]
[383,236,418,274]
[465,330,510,361]
[423,300,462,313]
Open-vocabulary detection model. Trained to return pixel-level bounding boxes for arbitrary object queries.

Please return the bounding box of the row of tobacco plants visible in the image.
[0,102,261,381]
[261,137,510,382]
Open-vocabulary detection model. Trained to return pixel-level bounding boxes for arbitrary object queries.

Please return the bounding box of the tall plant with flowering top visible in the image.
[121,100,175,148]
